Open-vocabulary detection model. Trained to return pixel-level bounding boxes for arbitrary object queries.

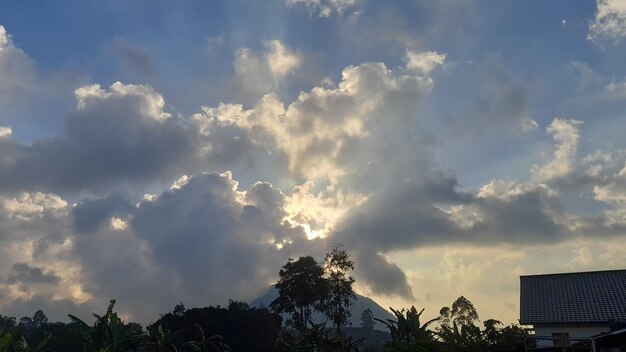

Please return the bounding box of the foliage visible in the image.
[322,244,356,335]
[0,330,29,352]
[439,296,479,329]
[68,299,143,352]
[149,300,280,352]
[375,306,440,352]
[0,250,530,352]
[271,256,328,332]
[437,297,526,352]
[181,324,231,352]
[360,309,374,331]
[275,319,361,352]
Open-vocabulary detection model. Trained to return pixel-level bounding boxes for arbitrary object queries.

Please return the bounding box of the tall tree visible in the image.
[323,244,356,335]
[439,296,479,329]
[438,296,483,352]
[360,309,374,331]
[270,256,327,332]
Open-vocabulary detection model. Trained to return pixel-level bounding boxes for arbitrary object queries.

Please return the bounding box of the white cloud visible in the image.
[0,25,38,105]
[203,59,435,180]
[233,40,301,100]
[520,116,539,132]
[405,50,446,75]
[0,126,11,138]
[265,40,301,77]
[593,162,626,203]
[109,217,129,231]
[286,0,359,17]
[605,77,626,97]
[532,118,583,181]
[3,192,67,220]
[589,0,626,42]
[0,25,10,48]
[477,179,555,200]
[568,246,594,267]
[75,82,171,121]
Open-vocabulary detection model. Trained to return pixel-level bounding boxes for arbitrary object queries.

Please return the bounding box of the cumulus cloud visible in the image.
[233,40,302,102]
[286,0,359,17]
[68,172,317,322]
[405,50,446,75]
[0,25,37,106]
[589,0,626,43]
[209,59,436,180]
[532,118,584,182]
[2,18,626,321]
[0,82,199,194]
[0,171,316,323]
[593,161,626,203]
[5,263,61,285]
[0,126,12,138]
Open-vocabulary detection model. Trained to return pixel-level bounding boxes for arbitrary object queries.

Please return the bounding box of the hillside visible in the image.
[250,286,395,331]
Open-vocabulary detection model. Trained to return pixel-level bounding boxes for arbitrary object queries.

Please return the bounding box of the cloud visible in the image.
[106,37,156,80]
[405,50,446,75]
[444,58,538,137]
[286,0,360,17]
[355,250,414,299]
[0,25,38,107]
[67,172,315,322]
[3,192,67,221]
[0,126,11,138]
[212,59,436,180]
[5,263,61,285]
[532,118,583,182]
[0,82,199,194]
[2,15,626,322]
[233,40,302,102]
[0,170,315,323]
[589,0,626,43]
[593,161,626,203]
[605,77,626,97]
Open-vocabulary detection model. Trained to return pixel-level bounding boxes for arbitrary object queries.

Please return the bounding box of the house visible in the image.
[520,269,626,350]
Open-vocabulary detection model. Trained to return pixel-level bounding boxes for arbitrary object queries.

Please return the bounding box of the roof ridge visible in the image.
[520,269,626,278]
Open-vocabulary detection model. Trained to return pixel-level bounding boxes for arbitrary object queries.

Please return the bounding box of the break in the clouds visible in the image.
[1,0,626,325]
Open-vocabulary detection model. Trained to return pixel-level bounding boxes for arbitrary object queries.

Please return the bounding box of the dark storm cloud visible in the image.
[72,194,134,233]
[5,263,60,285]
[355,249,414,299]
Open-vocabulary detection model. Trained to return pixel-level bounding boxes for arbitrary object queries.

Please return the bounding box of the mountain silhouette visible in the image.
[249,286,395,331]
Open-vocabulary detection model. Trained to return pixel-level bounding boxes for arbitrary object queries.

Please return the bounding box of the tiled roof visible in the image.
[520,270,626,325]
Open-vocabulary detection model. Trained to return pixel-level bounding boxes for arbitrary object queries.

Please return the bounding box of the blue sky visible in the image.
[1,0,626,325]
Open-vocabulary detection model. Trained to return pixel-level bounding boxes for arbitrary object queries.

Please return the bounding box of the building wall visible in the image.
[533,324,611,347]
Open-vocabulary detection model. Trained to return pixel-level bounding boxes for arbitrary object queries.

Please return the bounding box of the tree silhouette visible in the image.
[440,296,479,328]
[360,309,374,331]
[68,299,142,352]
[375,306,440,352]
[270,256,327,332]
[322,244,356,335]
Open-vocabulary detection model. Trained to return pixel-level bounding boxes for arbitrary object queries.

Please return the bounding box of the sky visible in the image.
[1,0,626,326]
